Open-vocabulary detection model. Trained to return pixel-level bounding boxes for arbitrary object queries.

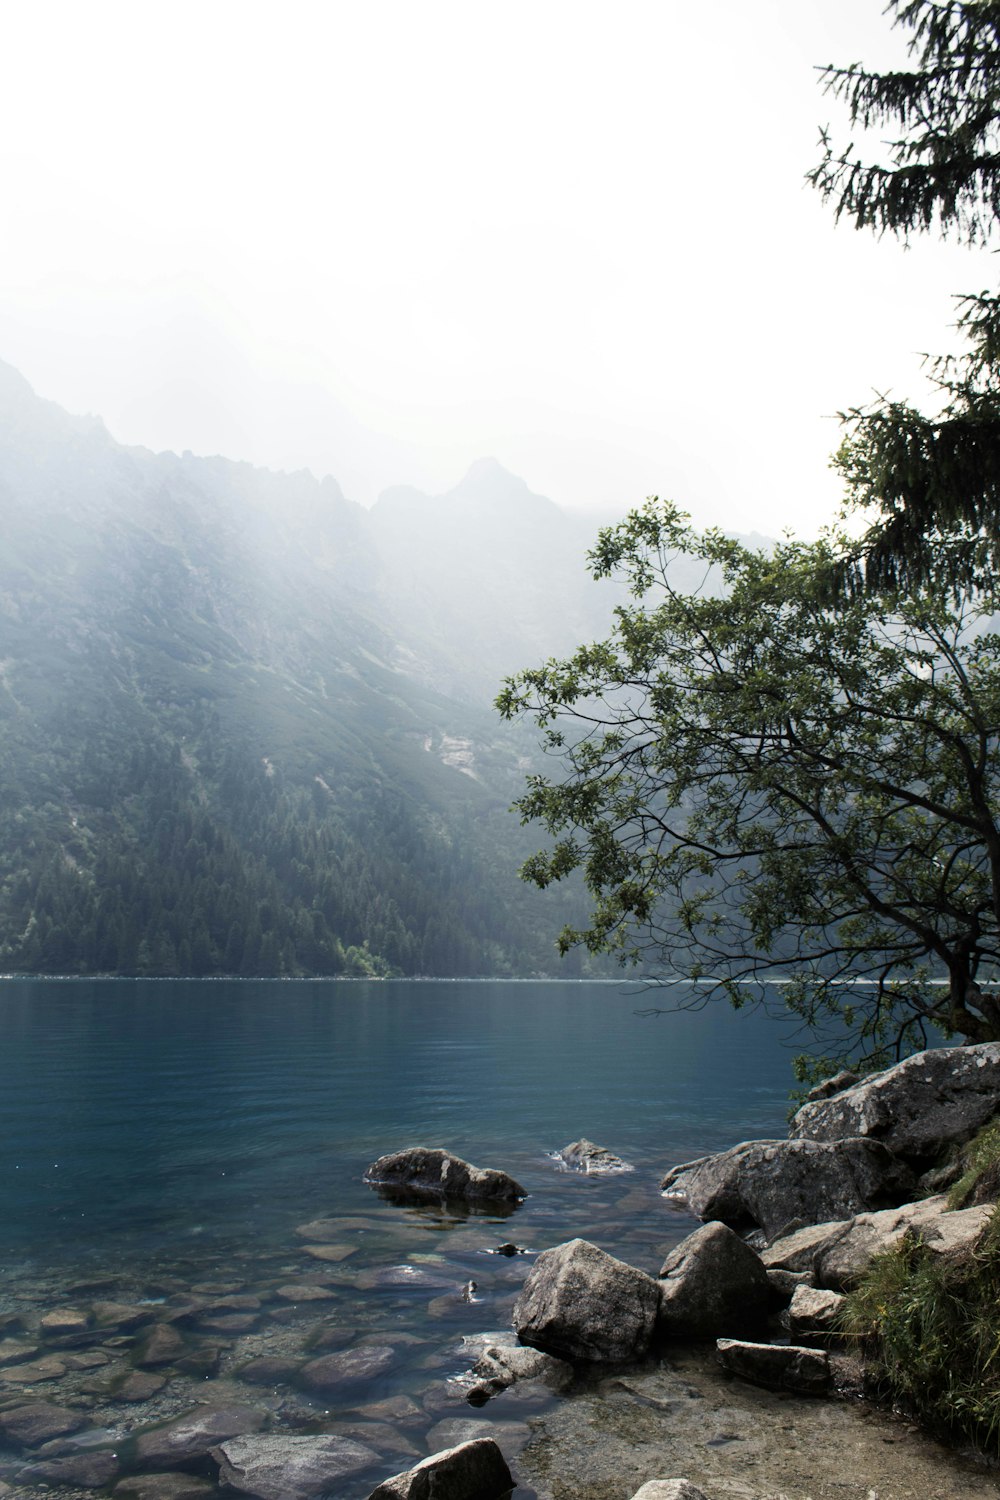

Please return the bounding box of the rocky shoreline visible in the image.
[0,1052,998,1500]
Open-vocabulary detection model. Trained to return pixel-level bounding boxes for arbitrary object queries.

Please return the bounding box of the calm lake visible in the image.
[0,978,805,1495]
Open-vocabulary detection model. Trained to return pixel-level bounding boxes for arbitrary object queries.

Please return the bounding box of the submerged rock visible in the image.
[364,1148,526,1206]
[0,1402,87,1447]
[513,1238,660,1362]
[213,1433,379,1500]
[661,1136,913,1238]
[132,1403,267,1469]
[39,1307,90,1336]
[16,1451,120,1489]
[114,1370,168,1402]
[113,1477,216,1500]
[368,1437,514,1500]
[657,1222,770,1339]
[135,1322,186,1368]
[298,1344,395,1391]
[790,1042,1000,1163]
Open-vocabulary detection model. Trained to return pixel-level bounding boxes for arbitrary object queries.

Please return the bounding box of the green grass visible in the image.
[840,1209,1000,1451]
[947,1118,1000,1210]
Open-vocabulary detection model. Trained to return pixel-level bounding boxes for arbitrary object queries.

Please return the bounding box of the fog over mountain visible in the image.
[0,360,630,978]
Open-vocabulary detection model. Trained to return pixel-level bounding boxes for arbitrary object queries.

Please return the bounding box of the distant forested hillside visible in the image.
[0,360,619,977]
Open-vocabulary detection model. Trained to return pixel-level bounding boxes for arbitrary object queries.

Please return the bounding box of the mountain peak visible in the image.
[448,457,559,517]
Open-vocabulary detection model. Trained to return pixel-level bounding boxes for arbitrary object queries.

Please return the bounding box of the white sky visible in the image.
[0,0,989,535]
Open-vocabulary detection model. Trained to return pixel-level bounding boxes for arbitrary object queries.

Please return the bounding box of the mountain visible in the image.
[0,361,621,978]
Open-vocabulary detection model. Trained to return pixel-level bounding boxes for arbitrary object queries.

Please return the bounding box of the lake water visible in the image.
[0,978,805,1496]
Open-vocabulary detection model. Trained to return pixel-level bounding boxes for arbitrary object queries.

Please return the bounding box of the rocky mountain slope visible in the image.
[0,360,622,977]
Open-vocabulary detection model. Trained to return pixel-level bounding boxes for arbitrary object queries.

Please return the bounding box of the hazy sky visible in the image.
[0,1,989,534]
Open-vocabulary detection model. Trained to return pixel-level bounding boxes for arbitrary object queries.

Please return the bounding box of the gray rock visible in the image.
[466,1341,573,1402]
[364,1148,526,1204]
[17,1451,119,1489]
[556,1139,633,1174]
[787,1285,846,1343]
[759,1218,849,1276]
[133,1403,267,1469]
[630,1485,709,1500]
[791,1042,1000,1162]
[661,1136,914,1238]
[762,1195,992,1290]
[113,1477,215,1500]
[716,1337,830,1394]
[367,1437,514,1500]
[513,1238,660,1362]
[0,1403,87,1447]
[298,1344,395,1391]
[213,1433,379,1499]
[819,1199,990,1289]
[765,1267,814,1302]
[657,1222,770,1339]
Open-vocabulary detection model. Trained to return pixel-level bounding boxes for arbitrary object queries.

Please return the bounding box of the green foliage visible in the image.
[811,1,1000,246]
[840,1210,1000,1451]
[810,1,1000,595]
[947,1116,1000,1208]
[498,500,1000,1072]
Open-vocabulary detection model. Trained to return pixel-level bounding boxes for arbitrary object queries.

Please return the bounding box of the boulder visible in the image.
[513,1238,660,1362]
[657,1222,770,1339]
[630,1485,709,1500]
[787,1285,845,1343]
[364,1148,525,1205]
[762,1195,992,1290]
[791,1042,1000,1163]
[716,1337,830,1395]
[213,1433,380,1499]
[556,1139,633,1174]
[661,1136,913,1238]
[367,1437,514,1500]
[133,1403,267,1469]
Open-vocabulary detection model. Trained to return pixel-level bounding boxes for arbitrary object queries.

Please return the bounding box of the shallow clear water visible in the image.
[0,978,804,1495]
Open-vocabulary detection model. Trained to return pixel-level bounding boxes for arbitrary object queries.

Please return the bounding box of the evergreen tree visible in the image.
[811,0,1000,593]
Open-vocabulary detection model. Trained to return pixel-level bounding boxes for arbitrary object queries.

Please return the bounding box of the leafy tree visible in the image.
[810,0,1000,594]
[498,503,1000,1078]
